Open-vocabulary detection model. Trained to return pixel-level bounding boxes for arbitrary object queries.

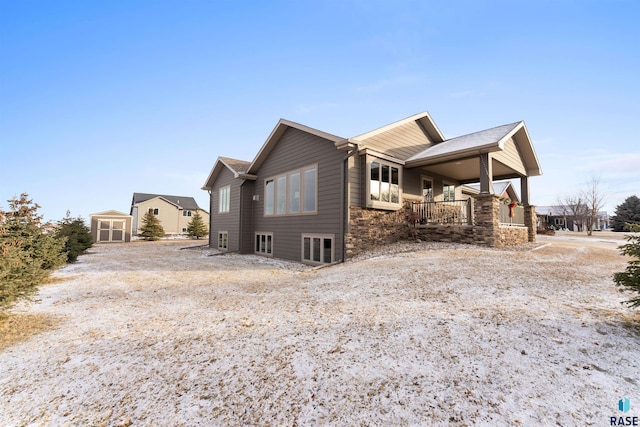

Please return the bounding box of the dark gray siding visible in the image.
[210,167,241,252]
[347,154,362,208]
[239,180,255,254]
[251,127,344,262]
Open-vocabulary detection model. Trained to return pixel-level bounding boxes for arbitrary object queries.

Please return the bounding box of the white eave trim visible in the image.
[405,143,500,167]
[359,148,406,165]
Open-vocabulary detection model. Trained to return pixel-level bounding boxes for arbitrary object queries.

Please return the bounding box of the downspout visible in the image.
[340,142,360,262]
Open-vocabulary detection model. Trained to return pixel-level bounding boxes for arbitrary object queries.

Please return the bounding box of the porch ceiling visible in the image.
[416,157,523,184]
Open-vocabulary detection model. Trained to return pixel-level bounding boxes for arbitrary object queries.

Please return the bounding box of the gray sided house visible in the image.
[203,112,542,265]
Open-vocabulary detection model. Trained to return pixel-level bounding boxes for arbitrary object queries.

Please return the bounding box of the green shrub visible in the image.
[138,210,165,241]
[1,194,66,311]
[186,211,208,239]
[614,223,640,308]
[56,211,92,262]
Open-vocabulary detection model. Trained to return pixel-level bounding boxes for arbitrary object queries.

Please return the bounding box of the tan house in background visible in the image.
[130,193,209,235]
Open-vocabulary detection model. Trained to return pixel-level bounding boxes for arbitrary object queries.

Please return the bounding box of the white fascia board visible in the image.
[359,148,406,165]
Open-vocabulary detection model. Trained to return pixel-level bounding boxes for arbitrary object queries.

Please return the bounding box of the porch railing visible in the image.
[499,204,525,226]
[410,199,472,226]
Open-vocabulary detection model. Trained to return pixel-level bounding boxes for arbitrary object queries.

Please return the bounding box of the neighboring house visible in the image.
[536,205,609,231]
[463,181,520,203]
[89,210,133,243]
[202,111,542,265]
[130,193,210,235]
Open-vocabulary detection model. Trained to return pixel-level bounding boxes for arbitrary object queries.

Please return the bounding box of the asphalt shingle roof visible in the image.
[132,193,202,211]
[407,122,521,162]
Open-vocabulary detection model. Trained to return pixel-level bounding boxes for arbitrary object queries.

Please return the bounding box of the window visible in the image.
[264,164,317,216]
[276,176,286,214]
[182,227,187,233]
[303,167,316,212]
[218,231,228,250]
[255,232,273,256]
[302,234,333,264]
[289,171,300,213]
[149,208,159,216]
[265,180,274,215]
[443,183,455,202]
[183,210,192,217]
[219,186,230,213]
[368,159,401,207]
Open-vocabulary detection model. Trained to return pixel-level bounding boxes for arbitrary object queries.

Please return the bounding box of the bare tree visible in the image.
[557,194,589,231]
[582,176,606,236]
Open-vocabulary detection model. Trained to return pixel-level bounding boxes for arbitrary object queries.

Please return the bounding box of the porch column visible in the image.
[524,205,537,243]
[479,153,493,194]
[520,176,530,206]
[473,194,500,247]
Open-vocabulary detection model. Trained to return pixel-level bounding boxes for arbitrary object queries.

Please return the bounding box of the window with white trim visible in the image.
[218,231,228,250]
[149,208,159,216]
[219,186,230,213]
[183,210,192,217]
[302,234,334,264]
[368,159,401,208]
[255,232,273,256]
[264,164,317,216]
[443,183,455,202]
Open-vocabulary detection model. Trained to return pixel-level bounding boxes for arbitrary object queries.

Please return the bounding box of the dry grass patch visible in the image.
[0,313,60,351]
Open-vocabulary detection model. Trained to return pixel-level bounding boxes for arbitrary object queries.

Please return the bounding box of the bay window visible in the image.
[368,158,401,208]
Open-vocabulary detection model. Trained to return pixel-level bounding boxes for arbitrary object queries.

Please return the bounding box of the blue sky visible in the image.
[1,0,638,222]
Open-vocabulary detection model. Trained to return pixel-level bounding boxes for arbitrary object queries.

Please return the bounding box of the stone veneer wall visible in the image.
[344,206,409,259]
[345,196,534,259]
[497,226,529,247]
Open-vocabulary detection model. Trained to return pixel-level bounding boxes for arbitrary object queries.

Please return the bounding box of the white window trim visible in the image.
[183,210,192,217]
[301,233,335,265]
[254,232,274,257]
[442,180,456,202]
[218,231,228,250]
[366,155,402,211]
[219,186,230,214]
[421,175,434,202]
[264,164,318,217]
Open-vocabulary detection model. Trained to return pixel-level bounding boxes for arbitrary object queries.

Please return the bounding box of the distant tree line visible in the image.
[0,193,93,313]
[611,195,640,232]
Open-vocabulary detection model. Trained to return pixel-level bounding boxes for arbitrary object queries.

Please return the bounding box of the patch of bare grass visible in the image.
[0,313,59,351]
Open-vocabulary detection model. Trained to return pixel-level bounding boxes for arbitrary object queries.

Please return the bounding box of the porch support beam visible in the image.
[479,153,493,194]
[520,176,530,206]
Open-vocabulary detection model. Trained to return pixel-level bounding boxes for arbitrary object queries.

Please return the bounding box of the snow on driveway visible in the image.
[1,240,639,426]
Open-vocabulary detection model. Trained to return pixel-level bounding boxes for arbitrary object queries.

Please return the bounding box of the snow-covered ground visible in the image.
[1,239,639,426]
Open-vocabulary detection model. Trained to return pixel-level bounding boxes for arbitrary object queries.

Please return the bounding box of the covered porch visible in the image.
[404,121,542,246]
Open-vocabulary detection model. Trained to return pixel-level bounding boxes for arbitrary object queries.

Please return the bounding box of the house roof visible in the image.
[131,193,202,211]
[464,180,519,201]
[90,210,132,217]
[202,157,252,190]
[407,122,519,161]
[405,120,542,179]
